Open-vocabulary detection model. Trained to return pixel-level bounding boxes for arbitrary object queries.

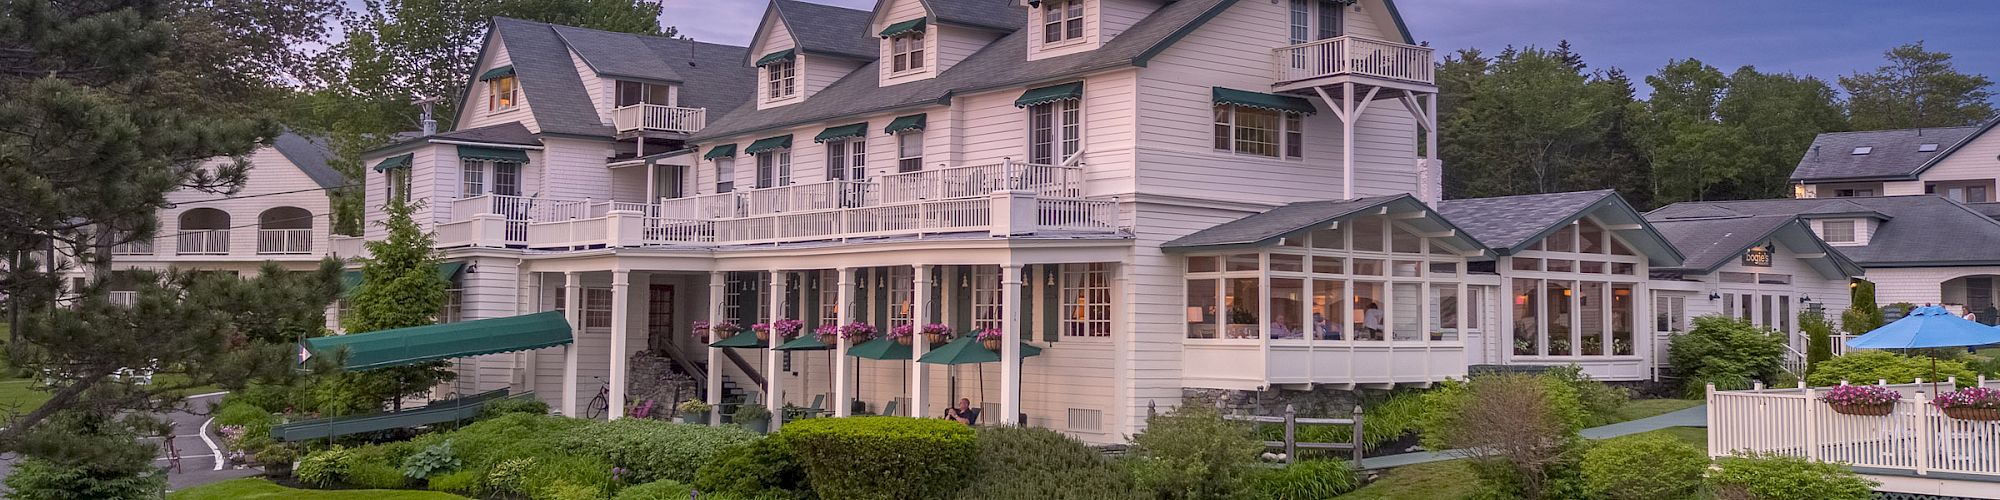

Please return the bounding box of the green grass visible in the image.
[0,378,50,411]
[169,478,467,500]
[1610,398,1703,423]
[1336,460,1484,500]
[1605,426,1708,449]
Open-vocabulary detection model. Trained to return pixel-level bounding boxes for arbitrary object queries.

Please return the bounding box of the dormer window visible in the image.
[616,81,671,107]
[479,66,518,112]
[1820,220,1856,243]
[757,50,798,100]
[1041,0,1084,45]
[891,30,926,73]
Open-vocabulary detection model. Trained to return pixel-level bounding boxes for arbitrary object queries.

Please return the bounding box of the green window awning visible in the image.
[879,18,926,38]
[306,311,572,371]
[342,262,467,296]
[1013,82,1084,108]
[478,66,515,81]
[743,135,793,154]
[813,123,869,143]
[775,334,831,351]
[883,114,927,134]
[372,154,412,173]
[708,330,766,349]
[272,389,518,441]
[457,145,530,163]
[754,49,795,67]
[703,144,738,160]
[1212,87,1318,116]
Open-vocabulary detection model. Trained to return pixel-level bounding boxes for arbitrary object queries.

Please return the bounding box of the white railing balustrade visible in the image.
[108,291,138,307]
[1272,35,1435,85]
[642,218,712,244]
[659,192,745,220]
[742,180,878,216]
[1036,198,1119,231]
[176,229,229,255]
[111,239,154,256]
[611,104,706,133]
[257,228,314,254]
[1708,379,2000,478]
[876,162,1081,204]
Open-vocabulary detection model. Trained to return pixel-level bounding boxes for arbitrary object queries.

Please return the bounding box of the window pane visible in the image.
[1391,226,1421,253]
[1187,256,1218,273]
[1225,278,1260,339]
[1351,258,1382,276]
[1312,256,1343,274]
[1546,259,1574,273]
[1391,282,1421,341]
[1432,284,1459,341]
[1271,278,1305,339]
[1311,227,1344,249]
[1611,262,1636,275]
[1392,260,1421,277]
[1186,279,1219,339]
[1313,279,1343,340]
[1353,281,1383,341]
[1271,253,1304,272]
[1513,278,1539,355]
[1233,107,1280,157]
[1351,216,1385,252]
[1548,225,1577,252]
[1226,254,1259,272]
[1579,219,1606,254]
[1579,282,1605,356]
[1429,262,1458,276]
[1612,285,1634,355]
[1547,280,1573,355]
[1512,258,1541,272]
[1579,261,1605,274]
[1214,107,1232,150]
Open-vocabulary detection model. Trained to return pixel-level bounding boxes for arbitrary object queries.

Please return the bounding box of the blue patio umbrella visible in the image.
[1844,305,2000,392]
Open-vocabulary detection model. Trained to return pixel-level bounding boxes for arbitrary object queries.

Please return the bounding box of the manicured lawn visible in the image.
[0,378,51,411]
[1337,460,1483,500]
[1608,425,1708,449]
[170,478,467,500]
[1611,398,1702,423]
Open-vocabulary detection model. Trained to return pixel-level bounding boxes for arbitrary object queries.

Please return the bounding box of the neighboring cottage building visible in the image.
[1789,119,2000,203]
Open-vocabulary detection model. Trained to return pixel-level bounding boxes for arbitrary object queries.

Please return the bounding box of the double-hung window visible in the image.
[616,81,671,107]
[766,60,796,100]
[891,31,925,73]
[487,76,518,111]
[1214,105,1304,159]
[1041,0,1084,45]
[755,150,790,188]
[1062,263,1112,338]
[827,139,867,181]
[897,132,923,172]
[1820,220,1856,243]
[715,158,735,193]
[459,160,521,197]
[1029,98,1082,165]
[1289,0,1345,43]
[385,169,410,203]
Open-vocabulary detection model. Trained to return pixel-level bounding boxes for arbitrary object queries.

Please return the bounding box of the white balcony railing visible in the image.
[1273,35,1435,85]
[176,229,229,255]
[111,239,154,256]
[877,162,1082,204]
[257,228,314,254]
[743,180,878,216]
[611,104,706,133]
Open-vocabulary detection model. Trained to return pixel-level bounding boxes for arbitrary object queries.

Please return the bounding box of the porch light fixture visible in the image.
[1801,295,1812,303]
[1709,293,1721,301]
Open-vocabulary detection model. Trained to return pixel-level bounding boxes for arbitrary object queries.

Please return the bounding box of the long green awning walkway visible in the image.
[271,389,520,441]
[306,311,572,371]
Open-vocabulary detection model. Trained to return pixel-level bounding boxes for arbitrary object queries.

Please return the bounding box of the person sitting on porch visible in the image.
[1313,312,1341,340]
[944,398,981,425]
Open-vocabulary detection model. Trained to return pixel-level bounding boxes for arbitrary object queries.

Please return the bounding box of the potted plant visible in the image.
[839,322,877,346]
[254,444,297,478]
[752,322,772,342]
[888,324,915,346]
[921,323,953,346]
[815,323,841,345]
[1936,387,2000,421]
[772,319,804,340]
[692,320,711,341]
[1818,384,1901,416]
[676,399,712,424]
[707,321,741,342]
[733,403,771,434]
[976,327,1004,351]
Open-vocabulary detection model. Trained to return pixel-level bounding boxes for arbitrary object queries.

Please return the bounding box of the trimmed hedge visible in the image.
[955,427,1140,500]
[557,418,758,484]
[693,437,806,499]
[1580,434,1706,500]
[781,416,977,500]
[1708,452,1877,500]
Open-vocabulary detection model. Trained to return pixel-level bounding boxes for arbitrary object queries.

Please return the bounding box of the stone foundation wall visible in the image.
[1180,387,1363,418]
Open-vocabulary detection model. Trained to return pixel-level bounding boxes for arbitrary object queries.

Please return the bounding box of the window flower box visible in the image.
[1818,385,1901,416]
[1936,387,2000,421]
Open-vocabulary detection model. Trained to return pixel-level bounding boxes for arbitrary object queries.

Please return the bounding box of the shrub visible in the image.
[1127,401,1265,500]
[478,397,551,419]
[446,412,592,471]
[613,479,695,500]
[559,418,758,484]
[343,460,408,489]
[1580,434,1706,500]
[486,457,538,496]
[781,416,977,500]
[1251,460,1358,500]
[1806,350,1976,387]
[693,438,807,498]
[1843,281,1883,336]
[3,458,165,500]
[523,453,614,500]
[427,469,483,494]
[955,427,1139,500]
[1669,315,1786,395]
[1544,364,1630,426]
[401,439,462,479]
[296,447,351,487]
[252,444,298,472]
[214,401,278,454]
[1707,452,1877,500]
[537,482,604,500]
[1418,373,1586,499]
[1801,310,1835,373]
[733,403,771,422]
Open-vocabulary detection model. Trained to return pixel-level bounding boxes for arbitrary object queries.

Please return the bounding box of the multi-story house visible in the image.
[1790,119,2000,203]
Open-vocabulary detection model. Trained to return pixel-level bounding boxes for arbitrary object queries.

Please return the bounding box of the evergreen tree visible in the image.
[322,197,454,414]
[1842,42,1996,130]
[1437,42,1644,202]
[1842,280,1884,336]
[1800,309,1835,376]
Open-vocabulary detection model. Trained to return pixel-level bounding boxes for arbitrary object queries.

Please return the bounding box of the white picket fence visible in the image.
[1708,378,2000,478]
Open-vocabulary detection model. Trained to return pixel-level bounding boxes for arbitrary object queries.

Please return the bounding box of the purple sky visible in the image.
[661,0,2000,99]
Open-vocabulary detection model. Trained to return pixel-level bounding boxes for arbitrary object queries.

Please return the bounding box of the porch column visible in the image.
[833,267,854,417]
[706,270,724,426]
[1000,264,1024,426]
[561,271,582,417]
[911,264,932,418]
[766,270,786,430]
[608,269,631,420]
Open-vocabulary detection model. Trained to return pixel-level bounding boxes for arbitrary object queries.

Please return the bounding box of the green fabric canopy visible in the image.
[1212,87,1318,116]
[883,114,927,134]
[478,66,515,81]
[879,18,926,38]
[371,154,412,173]
[744,135,793,154]
[708,330,766,348]
[847,338,913,360]
[703,144,737,159]
[272,389,520,441]
[1013,82,1084,108]
[775,334,832,351]
[754,49,795,67]
[457,145,530,163]
[306,311,572,371]
[916,336,1041,365]
[341,262,466,295]
[813,123,869,143]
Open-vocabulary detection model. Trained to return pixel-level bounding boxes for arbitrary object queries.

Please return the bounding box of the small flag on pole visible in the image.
[297,345,313,365]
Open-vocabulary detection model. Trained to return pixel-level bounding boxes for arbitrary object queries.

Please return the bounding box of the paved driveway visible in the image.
[0,392,260,493]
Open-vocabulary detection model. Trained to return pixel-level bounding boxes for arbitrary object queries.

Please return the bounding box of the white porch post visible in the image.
[1340,82,1355,200]
[834,267,854,417]
[911,264,932,418]
[706,271,724,426]
[766,270,786,430]
[608,269,631,420]
[1000,264,1024,426]
[561,271,582,417]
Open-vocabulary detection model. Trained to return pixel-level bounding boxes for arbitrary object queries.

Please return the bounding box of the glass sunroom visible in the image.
[1163,196,1488,390]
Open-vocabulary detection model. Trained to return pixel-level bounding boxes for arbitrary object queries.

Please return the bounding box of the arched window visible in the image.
[257,206,313,254]
[177,208,230,255]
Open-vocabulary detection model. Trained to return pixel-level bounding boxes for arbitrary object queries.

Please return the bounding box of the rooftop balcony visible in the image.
[434,161,1124,249]
[1272,35,1434,89]
[611,104,705,134]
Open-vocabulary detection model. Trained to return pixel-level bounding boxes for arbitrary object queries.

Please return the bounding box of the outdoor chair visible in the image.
[881,400,898,417]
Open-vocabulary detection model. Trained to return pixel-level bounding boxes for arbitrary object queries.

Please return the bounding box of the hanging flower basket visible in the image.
[752,323,771,342]
[772,319,805,340]
[921,324,953,347]
[1829,403,1896,416]
[1944,407,2000,421]
[1937,387,2000,421]
[976,327,1004,351]
[814,324,840,346]
[839,322,877,346]
[888,325,915,346]
[1818,385,1901,417]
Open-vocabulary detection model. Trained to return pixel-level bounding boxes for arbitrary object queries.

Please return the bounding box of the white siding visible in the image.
[569,48,613,125]
[148,147,336,259]
[1870,266,2000,308]
[537,138,615,201]
[1099,0,1156,41]
[754,12,802,110]
[932,25,996,75]
[458,33,540,133]
[1026,0,1105,61]
[1916,128,2000,188]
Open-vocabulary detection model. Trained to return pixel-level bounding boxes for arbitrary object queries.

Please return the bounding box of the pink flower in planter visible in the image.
[921,324,954,337]
[814,324,840,336]
[711,321,742,334]
[770,319,805,337]
[888,324,915,340]
[1817,384,1901,406]
[838,322,877,340]
[975,328,1004,342]
[1936,387,2000,410]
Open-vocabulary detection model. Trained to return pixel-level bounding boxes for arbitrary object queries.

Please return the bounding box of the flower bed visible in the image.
[1936,387,2000,421]
[1816,385,1901,416]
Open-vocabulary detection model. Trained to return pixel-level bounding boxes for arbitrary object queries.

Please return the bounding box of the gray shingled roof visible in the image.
[1649,195,2000,267]
[1644,214,1859,279]
[271,132,344,189]
[1967,202,2000,221]
[773,0,877,60]
[490,17,615,137]
[1434,190,1684,266]
[1788,125,1981,181]
[434,122,540,145]
[483,18,754,138]
[1161,195,1487,254]
[693,0,1233,142]
[922,0,1026,32]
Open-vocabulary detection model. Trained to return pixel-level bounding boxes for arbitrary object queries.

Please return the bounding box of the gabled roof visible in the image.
[694,0,1237,142]
[1433,190,1683,267]
[480,18,755,138]
[1644,214,1863,279]
[1161,194,1486,255]
[270,132,345,190]
[486,17,617,137]
[1788,124,1984,182]
[770,0,878,61]
[915,0,1024,32]
[1648,195,2000,268]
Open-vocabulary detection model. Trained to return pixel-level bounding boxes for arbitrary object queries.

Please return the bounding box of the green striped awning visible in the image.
[1212,87,1318,116]
[879,18,926,38]
[814,123,869,143]
[306,311,572,371]
[703,144,737,160]
[743,135,793,154]
[754,49,795,67]
[478,66,515,81]
[457,145,530,163]
[883,114,927,134]
[371,154,412,173]
[342,262,467,296]
[272,389,519,441]
[1013,82,1083,108]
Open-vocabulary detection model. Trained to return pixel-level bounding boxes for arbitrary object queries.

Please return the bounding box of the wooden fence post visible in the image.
[1351,404,1365,467]
[1282,404,1296,464]
[1802,387,1819,461]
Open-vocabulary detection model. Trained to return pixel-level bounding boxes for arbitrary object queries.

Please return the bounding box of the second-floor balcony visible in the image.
[258,228,314,254]
[176,229,230,255]
[1272,35,1434,87]
[612,104,706,134]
